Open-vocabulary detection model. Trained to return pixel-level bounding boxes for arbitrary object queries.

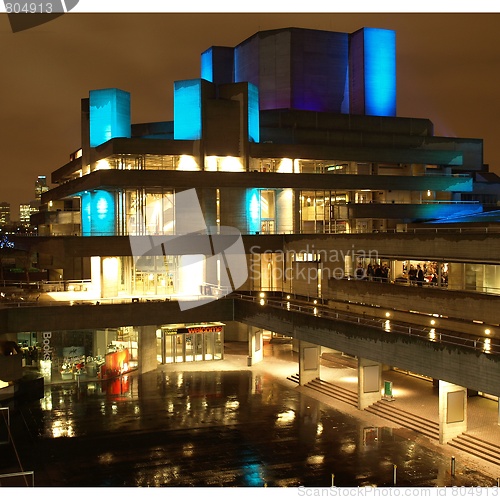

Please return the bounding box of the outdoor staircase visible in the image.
[287,373,299,384]
[304,378,358,407]
[365,400,440,440]
[450,434,500,467]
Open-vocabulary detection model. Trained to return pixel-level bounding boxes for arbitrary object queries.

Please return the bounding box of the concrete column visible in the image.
[298,340,320,385]
[448,262,464,292]
[93,329,107,357]
[293,190,301,234]
[276,188,294,234]
[138,325,158,375]
[247,325,263,366]
[498,401,500,426]
[438,380,467,444]
[357,358,382,410]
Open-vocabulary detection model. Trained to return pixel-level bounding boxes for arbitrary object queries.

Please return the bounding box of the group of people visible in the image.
[355,263,390,282]
[408,264,425,286]
[354,261,448,287]
[407,263,448,287]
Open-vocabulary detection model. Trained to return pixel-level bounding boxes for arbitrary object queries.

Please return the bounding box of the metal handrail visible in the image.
[234,293,500,356]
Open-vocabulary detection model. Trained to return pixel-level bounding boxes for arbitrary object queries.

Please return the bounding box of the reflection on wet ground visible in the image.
[4,364,496,488]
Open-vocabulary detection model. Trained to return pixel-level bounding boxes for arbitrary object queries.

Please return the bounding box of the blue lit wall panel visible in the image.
[291,29,349,113]
[420,203,483,221]
[248,83,260,143]
[234,35,261,104]
[89,89,131,147]
[246,188,261,234]
[260,30,292,110]
[363,28,396,117]
[174,79,202,140]
[80,190,115,236]
[202,46,234,86]
[91,190,115,236]
[201,48,213,82]
[348,30,365,115]
[341,65,350,114]
[81,191,91,236]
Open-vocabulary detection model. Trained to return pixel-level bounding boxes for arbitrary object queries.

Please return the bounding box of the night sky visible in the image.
[1,12,499,219]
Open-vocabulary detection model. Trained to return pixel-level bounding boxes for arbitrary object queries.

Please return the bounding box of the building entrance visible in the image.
[157,324,224,364]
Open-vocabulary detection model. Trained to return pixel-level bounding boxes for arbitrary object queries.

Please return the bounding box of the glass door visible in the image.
[204,332,214,361]
[174,334,184,362]
[185,334,194,362]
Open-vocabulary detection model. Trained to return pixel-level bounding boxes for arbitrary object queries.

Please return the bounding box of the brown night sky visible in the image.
[1,12,499,219]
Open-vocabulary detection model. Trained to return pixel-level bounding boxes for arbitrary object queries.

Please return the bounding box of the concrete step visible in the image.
[287,373,299,384]
[305,378,358,407]
[365,401,439,440]
[369,400,438,428]
[450,434,500,466]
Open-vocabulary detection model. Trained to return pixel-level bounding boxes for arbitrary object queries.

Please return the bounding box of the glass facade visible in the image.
[156,324,224,364]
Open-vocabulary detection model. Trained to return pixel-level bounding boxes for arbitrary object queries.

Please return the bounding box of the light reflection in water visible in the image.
[41,389,52,411]
[276,409,295,425]
[51,418,75,438]
[307,454,324,464]
[182,443,194,457]
[225,399,239,410]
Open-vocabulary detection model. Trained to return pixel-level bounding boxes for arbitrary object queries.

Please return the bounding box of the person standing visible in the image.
[416,265,424,287]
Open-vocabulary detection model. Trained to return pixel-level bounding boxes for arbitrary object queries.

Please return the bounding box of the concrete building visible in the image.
[3,27,500,445]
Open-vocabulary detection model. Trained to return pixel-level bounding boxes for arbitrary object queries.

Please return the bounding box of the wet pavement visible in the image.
[1,342,498,488]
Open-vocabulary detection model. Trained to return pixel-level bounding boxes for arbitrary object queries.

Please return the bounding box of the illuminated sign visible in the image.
[187,326,223,334]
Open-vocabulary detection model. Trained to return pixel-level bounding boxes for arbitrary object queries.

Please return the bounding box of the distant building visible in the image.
[35,175,48,200]
[0,202,10,226]
[19,200,40,227]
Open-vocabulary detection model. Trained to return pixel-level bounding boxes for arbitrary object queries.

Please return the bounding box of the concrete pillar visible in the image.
[448,262,464,291]
[293,190,301,234]
[438,380,467,444]
[298,340,320,385]
[101,257,119,298]
[357,358,382,410]
[276,188,294,234]
[138,325,158,375]
[247,325,263,366]
[498,400,500,426]
[93,329,107,357]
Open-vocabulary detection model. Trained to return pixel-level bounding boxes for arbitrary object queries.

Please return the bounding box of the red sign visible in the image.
[186,326,223,334]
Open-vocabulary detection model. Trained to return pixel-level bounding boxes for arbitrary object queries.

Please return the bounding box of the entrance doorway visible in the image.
[157,324,224,364]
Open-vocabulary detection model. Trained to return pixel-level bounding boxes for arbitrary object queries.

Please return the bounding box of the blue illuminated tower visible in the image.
[89,88,131,148]
[349,27,396,116]
[202,26,396,117]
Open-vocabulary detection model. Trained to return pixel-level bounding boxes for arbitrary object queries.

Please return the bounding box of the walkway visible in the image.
[218,341,500,481]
